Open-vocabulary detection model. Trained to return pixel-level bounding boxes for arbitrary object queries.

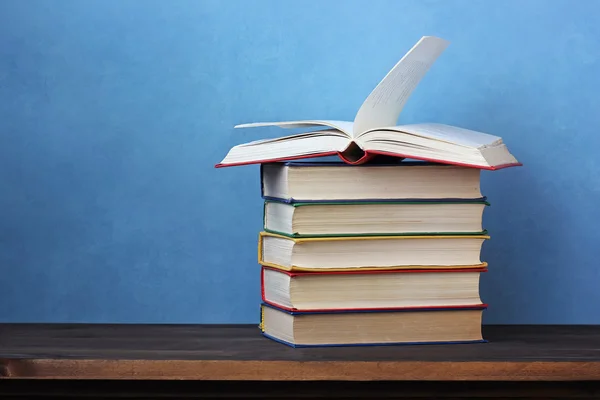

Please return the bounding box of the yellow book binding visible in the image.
[257,231,489,272]
[259,305,265,332]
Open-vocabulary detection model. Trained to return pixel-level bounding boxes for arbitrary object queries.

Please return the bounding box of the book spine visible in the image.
[259,304,265,332]
[336,150,376,165]
[260,267,266,303]
[259,163,265,198]
[257,232,264,266]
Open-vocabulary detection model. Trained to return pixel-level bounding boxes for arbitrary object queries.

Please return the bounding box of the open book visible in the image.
[216,36,520,170]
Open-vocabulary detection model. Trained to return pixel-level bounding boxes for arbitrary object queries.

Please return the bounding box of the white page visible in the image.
[352,36,450,136]
[375,123,502,147]
[235,120,354,136]
[218,131,350,165]
[235,130,348,147]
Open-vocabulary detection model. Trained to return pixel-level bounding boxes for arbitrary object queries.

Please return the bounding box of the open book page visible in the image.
[358,123,519,168]
[385,123,503,147]
[218,130,350,166]
[235,120,354,137]
[352,36,450,136]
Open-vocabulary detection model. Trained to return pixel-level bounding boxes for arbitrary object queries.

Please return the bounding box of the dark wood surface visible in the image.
[2,324,600,382]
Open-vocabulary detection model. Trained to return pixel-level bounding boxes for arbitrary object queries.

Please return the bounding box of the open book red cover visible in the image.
[216,150,518,170]
[260,265,488,313]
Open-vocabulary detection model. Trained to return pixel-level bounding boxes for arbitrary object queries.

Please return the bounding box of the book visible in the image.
[261,266,486,311]
[261,161,485,202]
[258,231,489,271]
[216,36,520,170]
[260,303,486,347]
[264,200,489,237]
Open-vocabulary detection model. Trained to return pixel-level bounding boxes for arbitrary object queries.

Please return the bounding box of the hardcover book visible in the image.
[261,266,487,312]
[258,231,489,271]
[260,161,486,203]
[264,200,489,237]
[260,303,486,348]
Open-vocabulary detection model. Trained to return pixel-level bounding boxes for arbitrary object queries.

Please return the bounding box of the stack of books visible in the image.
[216,36,520,347]
[256,161,490,347]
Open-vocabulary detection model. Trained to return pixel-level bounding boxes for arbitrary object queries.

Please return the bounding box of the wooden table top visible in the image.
[2,324,600,381]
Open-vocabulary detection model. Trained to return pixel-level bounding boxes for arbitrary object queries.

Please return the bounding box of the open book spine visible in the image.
[215,149,521,170]
[260,266,488,313]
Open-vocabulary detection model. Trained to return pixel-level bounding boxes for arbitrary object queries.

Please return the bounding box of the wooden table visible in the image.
[2,324,600,398]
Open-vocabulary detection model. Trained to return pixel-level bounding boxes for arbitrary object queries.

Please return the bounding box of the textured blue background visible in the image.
[1,0,599,323]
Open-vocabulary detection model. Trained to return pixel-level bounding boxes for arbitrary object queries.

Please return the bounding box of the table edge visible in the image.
[3,359,600,381]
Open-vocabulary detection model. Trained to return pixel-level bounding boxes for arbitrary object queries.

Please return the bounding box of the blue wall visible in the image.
[1,0,599,324]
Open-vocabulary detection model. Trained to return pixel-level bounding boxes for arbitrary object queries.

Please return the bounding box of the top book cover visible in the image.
[216,36,521,170]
